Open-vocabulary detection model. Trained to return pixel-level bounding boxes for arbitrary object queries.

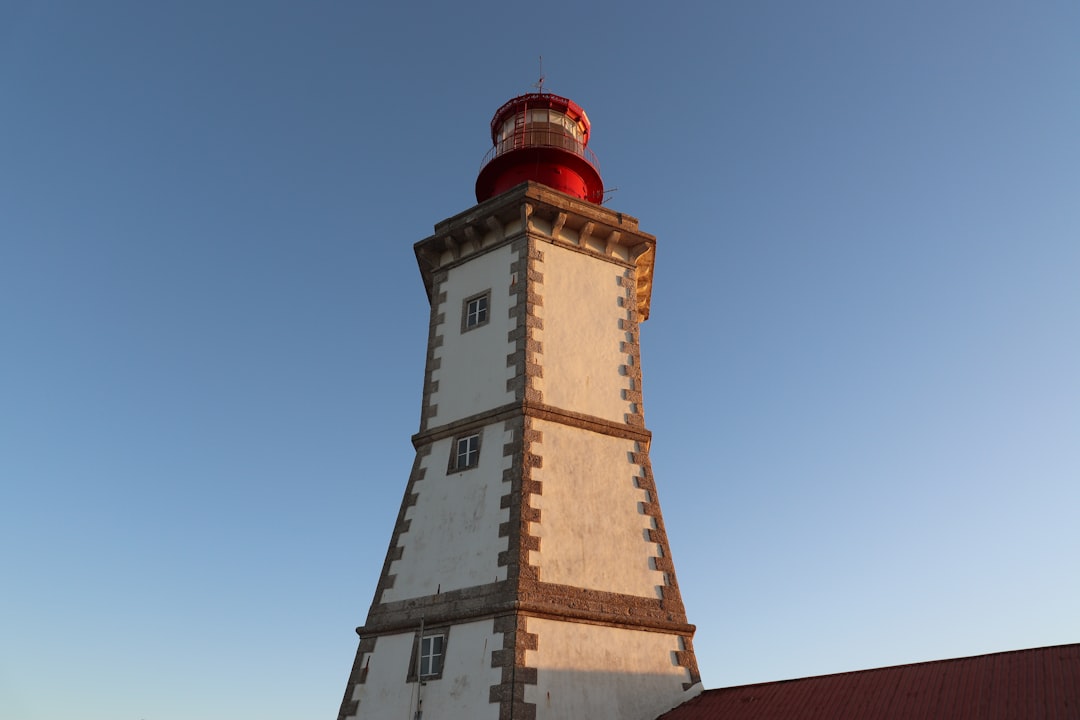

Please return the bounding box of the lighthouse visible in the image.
[338,91,701,720]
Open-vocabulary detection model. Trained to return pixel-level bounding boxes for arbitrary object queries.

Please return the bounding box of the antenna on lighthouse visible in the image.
[533,55,545,94]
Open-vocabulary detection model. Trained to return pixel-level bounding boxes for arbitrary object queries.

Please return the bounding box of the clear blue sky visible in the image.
[2,2,1078,719]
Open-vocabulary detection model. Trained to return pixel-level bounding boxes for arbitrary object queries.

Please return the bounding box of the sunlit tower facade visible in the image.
[338,92,701,720]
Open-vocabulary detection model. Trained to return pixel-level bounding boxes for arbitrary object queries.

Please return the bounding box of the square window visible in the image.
[420,634,444,677]
[467,296,487,326]
[407,627,450,682]
[453,433,480,471]
[461,291,491,333]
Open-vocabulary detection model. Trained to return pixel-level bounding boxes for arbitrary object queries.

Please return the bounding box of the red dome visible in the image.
[475,93,604,204]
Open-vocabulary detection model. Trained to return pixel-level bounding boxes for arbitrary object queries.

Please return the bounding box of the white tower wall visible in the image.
[350,620,504,720]
[378,425,512,604]
[339,184,700,720]
[529,419,665,597]
[427,242,517,427]
[537,243,637,424]
[525,618,695,720]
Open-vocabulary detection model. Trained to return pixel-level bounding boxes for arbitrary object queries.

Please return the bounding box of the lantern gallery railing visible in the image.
[479,129,600,173]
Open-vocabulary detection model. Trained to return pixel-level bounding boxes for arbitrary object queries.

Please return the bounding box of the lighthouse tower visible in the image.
[338,92,701,720]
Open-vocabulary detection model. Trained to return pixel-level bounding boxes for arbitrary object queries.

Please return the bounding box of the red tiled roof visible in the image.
[659,644,1080,720]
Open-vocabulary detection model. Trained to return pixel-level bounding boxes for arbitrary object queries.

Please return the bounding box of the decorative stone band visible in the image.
[411,400,653,449]
[361,580,694,637]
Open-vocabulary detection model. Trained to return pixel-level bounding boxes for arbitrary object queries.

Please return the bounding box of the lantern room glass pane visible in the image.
[490,105,588,160]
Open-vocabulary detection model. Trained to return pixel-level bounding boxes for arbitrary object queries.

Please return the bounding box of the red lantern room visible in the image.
[475,92,604,205]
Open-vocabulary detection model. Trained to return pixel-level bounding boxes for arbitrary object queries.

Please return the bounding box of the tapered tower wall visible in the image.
[346,619,504,720]
[529,420,665,596]
[524,618,696,720]
[339,183,700,720]
[423,242,518,428]
[377,426,512,604]
[536,241,639,424]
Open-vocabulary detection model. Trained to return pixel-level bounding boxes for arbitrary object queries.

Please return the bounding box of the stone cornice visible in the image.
[414,181,657,320]
[410,400,653,449]
[360,581,695,638]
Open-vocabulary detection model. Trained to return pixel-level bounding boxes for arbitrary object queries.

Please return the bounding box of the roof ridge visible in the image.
[712,642,1080,690]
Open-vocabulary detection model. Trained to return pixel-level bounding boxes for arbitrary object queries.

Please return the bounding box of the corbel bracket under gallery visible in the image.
[414,182,657,320]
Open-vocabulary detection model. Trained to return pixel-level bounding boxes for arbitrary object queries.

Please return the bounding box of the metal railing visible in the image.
[479,129,600,172]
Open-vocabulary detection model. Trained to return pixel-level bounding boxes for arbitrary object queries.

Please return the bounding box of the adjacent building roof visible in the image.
[659,644,1080,720]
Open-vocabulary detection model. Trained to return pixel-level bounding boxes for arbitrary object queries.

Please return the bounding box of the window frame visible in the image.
[449,432,482,472]
[420,634,445,678]
[461,290,491,333]
[406,627,450,682]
